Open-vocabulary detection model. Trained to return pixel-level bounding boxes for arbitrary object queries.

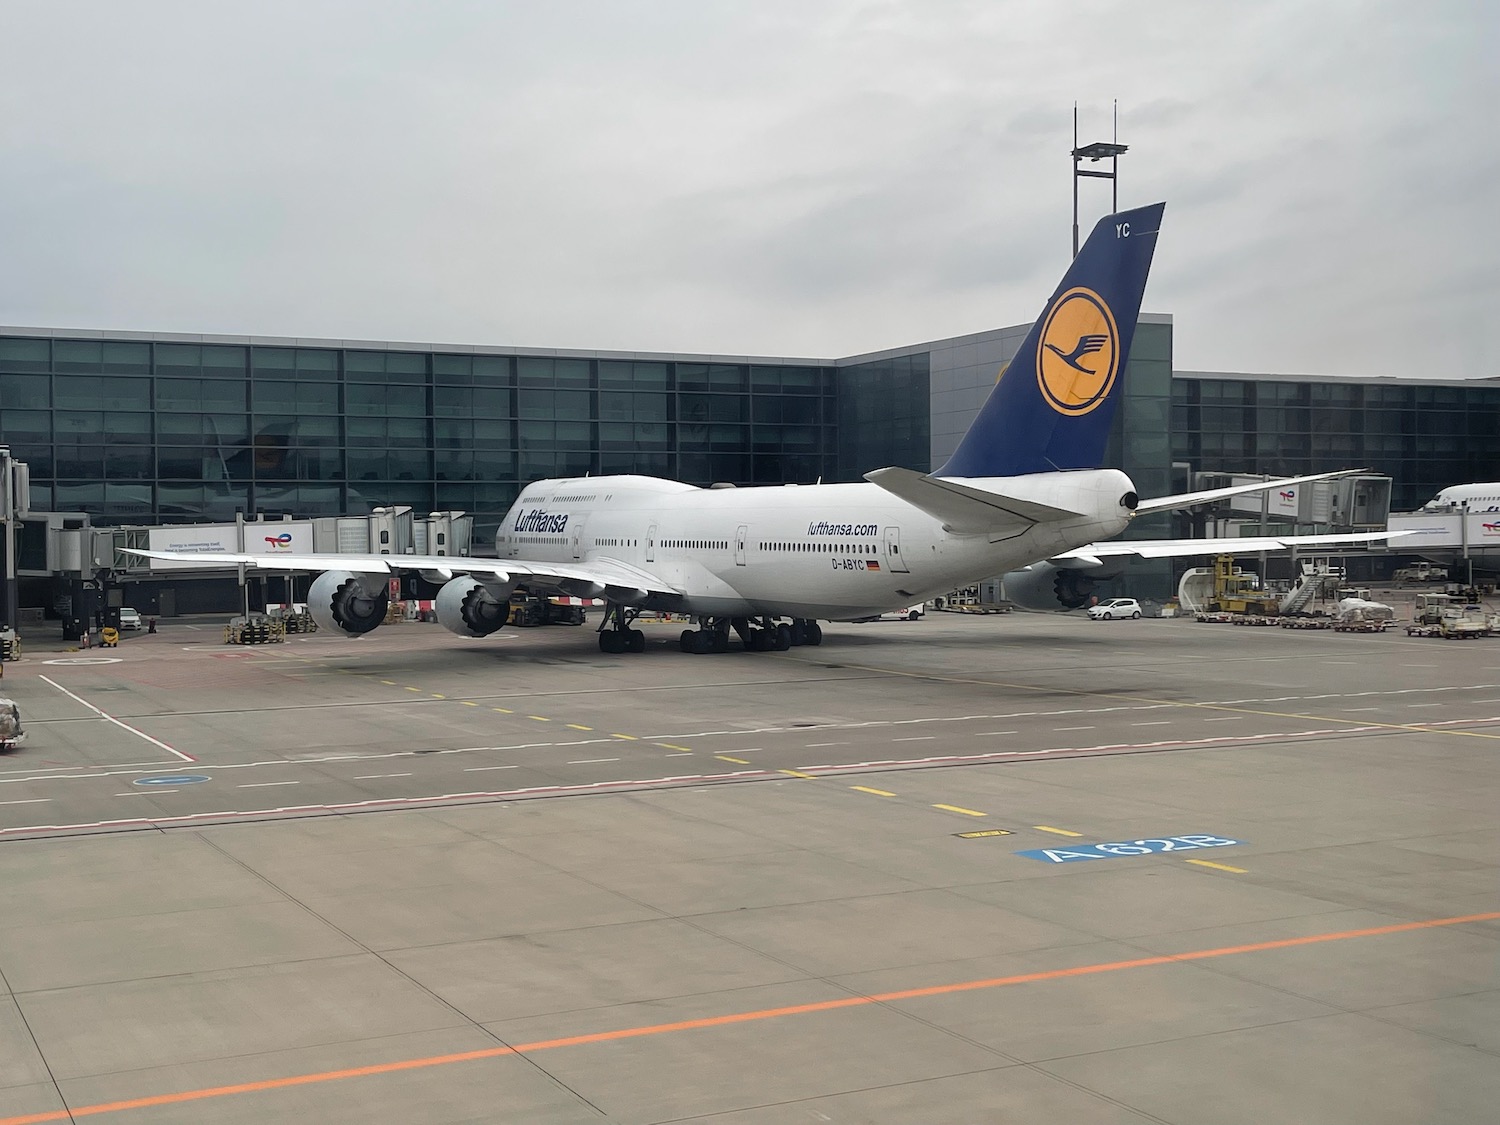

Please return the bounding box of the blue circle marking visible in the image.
[134,774,211,787]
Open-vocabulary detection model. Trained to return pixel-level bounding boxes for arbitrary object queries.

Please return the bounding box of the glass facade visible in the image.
[0,335,838,543]
[5,324,1499,557]
[835,352,930,480]
[1171,375,1500,512]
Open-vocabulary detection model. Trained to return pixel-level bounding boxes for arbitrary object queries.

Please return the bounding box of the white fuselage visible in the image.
[1425,484,1500,513]
[494,470,1134,620]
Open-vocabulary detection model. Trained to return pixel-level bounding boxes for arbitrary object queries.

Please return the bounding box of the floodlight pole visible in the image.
[1072,101,1128,257]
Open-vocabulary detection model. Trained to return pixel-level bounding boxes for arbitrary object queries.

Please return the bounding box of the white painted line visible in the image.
[976,731,1017,736]
[1342,708,1379,712]
[353,773,414,779]
[894,736,936,742]
[1055,726,1095,731]
[0,798,52,806]
[1203,717,1240,722]
[568,758,621,765]
[1407,703,1443,708]
[38,675,196,762]
[1132,721,1172,726]
[805,742,847,747]
[114,790,177,796]
[463,764,519,772]
[238,781,301,788]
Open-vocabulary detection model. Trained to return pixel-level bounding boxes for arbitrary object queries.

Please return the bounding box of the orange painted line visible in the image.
[5,909,1496,1125]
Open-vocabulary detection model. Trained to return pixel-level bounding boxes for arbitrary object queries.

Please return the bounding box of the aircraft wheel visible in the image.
[789,620,807,646]
[680,629,697,653]
[774,624,793,651]
[710,629,730,653]
[626,628,646,653]
[805,622,823,646]
[599,631,624,654]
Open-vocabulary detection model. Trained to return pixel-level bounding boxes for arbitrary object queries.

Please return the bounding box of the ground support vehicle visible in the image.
[1406,614,1490,639]
[225,614,287,645]
[0,698,24,751]
[1405,594,1490,638]
[100,626,119,648]
[1334,619,1392,633]
[1280,617,1332,630]
[508,591,590,627]
[1394,562,1448,584]
[267,604,318,634]
[0,628,19,661]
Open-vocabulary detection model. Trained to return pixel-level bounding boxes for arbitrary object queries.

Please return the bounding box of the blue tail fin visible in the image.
[935,202,1164,478]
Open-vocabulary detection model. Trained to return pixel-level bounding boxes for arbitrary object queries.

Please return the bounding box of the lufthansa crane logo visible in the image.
[1036,286,1120,416]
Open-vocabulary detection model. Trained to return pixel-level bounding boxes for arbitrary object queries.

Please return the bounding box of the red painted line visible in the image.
[2,910,1495,1124]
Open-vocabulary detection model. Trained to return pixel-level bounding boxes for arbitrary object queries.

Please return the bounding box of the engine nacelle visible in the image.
[308,570,390,637]
[1000,563,1101,611]
[435,577,515,638]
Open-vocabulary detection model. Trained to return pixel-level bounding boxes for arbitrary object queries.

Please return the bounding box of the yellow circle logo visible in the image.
[1036,286,1120,416]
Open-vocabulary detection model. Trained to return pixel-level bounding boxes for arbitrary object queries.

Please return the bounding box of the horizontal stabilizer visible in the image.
[865,467,1084,531]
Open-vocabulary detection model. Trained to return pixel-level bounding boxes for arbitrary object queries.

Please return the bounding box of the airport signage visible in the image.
[146,522,313,569]
[1015,834,1244,863]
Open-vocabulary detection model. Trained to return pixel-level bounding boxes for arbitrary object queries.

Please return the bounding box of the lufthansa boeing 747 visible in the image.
[133,203,1397,653]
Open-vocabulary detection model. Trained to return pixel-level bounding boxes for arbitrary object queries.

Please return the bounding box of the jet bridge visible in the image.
[7,497,473,638]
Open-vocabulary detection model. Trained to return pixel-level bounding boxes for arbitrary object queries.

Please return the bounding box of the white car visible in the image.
[853,604,925,623]
[119,608,143,630]
[1088,598,1142,620]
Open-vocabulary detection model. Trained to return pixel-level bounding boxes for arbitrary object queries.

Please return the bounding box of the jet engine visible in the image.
[435,577,515,638]
[307,571,390,636]
[1000,563,1104,611]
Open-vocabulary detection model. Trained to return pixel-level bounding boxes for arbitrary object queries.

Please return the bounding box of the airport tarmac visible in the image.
[1,610,1498,1124]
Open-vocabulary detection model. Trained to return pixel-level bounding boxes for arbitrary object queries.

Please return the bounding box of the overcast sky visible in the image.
[1,1,1493,379]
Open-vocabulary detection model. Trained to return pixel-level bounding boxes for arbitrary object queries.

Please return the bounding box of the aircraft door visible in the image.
[646,523,657,562]
[735,524,748,566]
[884,527,910,573]
[570,514,588,560]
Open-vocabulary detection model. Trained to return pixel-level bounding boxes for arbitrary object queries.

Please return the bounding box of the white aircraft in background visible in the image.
[133,202,1398,654]
[1423,484,1500,513]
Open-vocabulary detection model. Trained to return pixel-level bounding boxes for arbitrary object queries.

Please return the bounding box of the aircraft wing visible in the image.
[1051,529,1406,564]
[1133,469,1366,516]
[121,549,682,600]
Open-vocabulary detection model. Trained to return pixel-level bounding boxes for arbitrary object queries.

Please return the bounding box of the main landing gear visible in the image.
[678,616,822,654]
[597,602,647,654]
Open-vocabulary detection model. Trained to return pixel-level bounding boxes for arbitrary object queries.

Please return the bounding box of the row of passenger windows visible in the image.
[760,542,877,554]
[663,540,728,550]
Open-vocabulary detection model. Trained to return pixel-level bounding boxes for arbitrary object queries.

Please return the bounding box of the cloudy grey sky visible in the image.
[1,1,1494,379]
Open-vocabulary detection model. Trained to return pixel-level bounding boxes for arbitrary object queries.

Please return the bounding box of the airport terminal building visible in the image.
[2,319,1498,551]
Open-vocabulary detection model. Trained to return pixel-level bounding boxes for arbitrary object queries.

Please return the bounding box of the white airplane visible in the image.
[1423,483,1500,513]
[131,202,1399,653]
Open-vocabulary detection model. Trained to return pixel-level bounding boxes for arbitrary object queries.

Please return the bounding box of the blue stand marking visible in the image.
[134,774,211,787]
[1016,834,1243,863]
